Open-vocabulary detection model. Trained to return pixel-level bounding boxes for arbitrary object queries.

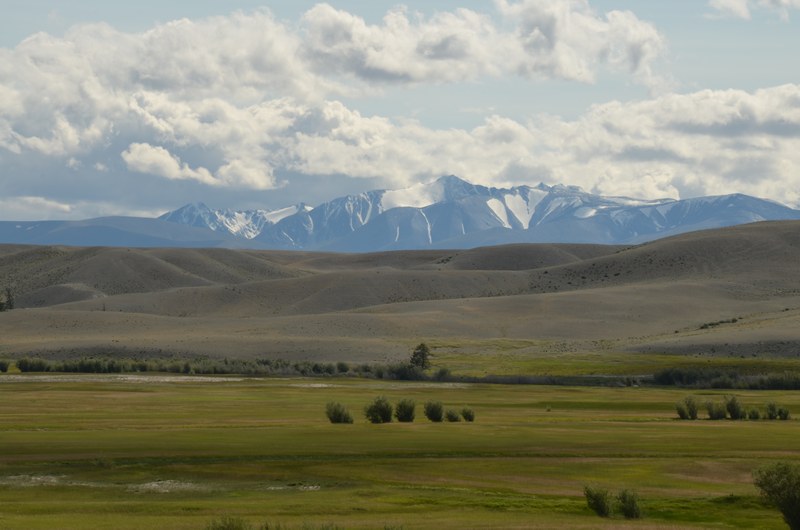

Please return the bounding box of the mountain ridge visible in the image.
[1,175,798,250]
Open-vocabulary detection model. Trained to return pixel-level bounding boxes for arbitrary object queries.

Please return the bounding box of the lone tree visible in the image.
[754,462,800,529]
[410,342,431,370]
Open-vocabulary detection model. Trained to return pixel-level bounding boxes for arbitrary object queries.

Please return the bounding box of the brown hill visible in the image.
[0,221,798,362]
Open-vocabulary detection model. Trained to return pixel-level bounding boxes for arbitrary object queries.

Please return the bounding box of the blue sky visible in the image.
[0,1,799,219]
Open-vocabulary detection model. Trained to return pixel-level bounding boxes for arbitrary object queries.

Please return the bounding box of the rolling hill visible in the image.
[0,221,799,364]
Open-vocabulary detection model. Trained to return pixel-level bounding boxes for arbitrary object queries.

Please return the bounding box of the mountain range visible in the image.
[2,175,799,251]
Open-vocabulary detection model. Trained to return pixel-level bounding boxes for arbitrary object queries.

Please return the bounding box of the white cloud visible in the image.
[301,1,667,89]
[709,0,800,19]
[709,0,752,18]
[495,0,668,89]
[121,143,216,185]
[0,196,73,220]
[0,4,798,219]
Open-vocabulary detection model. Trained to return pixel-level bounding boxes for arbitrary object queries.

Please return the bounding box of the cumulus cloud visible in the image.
[301,1,667,89]
[709,0,800,19]
[121,143,216,185]
[495,0,667,88]
[0,3,798,219]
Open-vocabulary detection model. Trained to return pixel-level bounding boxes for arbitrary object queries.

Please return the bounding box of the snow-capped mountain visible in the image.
[4,176,796,251]
[158,202,312,239]
[156,175,800,251]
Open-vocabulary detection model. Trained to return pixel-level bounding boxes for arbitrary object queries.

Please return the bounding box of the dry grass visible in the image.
[0,221,799,363]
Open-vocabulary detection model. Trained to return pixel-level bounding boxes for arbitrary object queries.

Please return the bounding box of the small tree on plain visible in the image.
[461,407,475,422]
[767,402,780,420]
[325,402,353,424]
[424,401,444,422]
[725,396,745,420]
[410,343,431,370]
[444,409,461,422]
[394,399,415,422]
[364,396,393,424]
[754,462,800,530]
[706,400,727,420]
[584,485,611,517]
[617,489,642,519]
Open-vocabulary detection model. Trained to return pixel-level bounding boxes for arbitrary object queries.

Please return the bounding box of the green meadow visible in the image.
[1,375,799,529]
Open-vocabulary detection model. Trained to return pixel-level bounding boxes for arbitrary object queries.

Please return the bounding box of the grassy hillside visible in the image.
[0,221,799,366]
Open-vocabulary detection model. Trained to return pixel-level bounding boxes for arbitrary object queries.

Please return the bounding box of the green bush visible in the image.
[206,515,253,530]
[424,401,444,422]
[754,462,800,530]
[706,400,727,420]
[325,402,353,424]
[584,485,611,517]
[617,489,642,519]
[778,407,791,421]
[0,360,9,373]
[394,399,415,422]
[364,396,393,424]
[16,358,52,372]
[725,396,745,420]
[676,396,699,420]
[335,362,349,374]
[461,407,475,422]
[748,408,761,420]
[444,409,461,422]
[767,402,780,420]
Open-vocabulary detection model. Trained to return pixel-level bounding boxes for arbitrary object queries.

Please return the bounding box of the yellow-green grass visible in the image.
[1,376,799,529]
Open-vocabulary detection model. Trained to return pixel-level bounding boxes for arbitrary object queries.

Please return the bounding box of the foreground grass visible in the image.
[1,375,799,528]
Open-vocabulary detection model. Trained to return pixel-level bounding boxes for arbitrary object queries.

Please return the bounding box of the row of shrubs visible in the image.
[584,486,641,519]
[676,396,790,420]
[326,398,474,424]
[655,367,800,390]
[3,356,454,381]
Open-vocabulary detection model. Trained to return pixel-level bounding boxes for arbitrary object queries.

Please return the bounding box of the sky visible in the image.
[0,0,799,220]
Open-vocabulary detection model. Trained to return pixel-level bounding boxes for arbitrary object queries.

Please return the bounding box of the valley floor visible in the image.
[0,375,798,529]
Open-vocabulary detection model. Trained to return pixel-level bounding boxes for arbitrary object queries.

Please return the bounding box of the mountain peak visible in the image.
[153,176,800,250]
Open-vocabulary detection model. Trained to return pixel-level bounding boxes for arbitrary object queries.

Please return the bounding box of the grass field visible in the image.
[1,374,799,529]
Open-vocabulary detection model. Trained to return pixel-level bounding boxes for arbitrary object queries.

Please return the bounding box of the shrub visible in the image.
[461,407,475,422]
[394,399,415,422]
[206,515,253,530]
[584,485,611,517]
[325,402,353,424]
[0,360,9,373]
[767,402,780,420]
[444,409,461,422]
[617,489,642,519]
[424,401,444,422]
[754,462,800,530]
[434,367,451,381]
[706,400,727,420]
[748,408,761,420]
[683,396,699,419]
[725,396,745,420]
[16,358,52,372]
[364,396,393,424]
[779,407,791,421]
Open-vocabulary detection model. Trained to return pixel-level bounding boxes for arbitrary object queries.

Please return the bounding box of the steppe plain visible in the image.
[1,221,800,528]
